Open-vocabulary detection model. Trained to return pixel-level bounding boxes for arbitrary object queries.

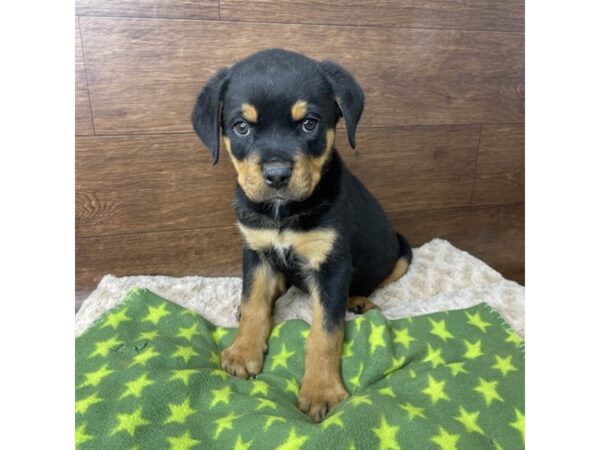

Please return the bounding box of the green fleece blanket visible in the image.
[76,288,524,449]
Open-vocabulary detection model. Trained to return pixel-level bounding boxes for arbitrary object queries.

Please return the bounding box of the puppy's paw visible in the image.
[347,296,378,314]
[298,379,348,422]
[220,342,264,379]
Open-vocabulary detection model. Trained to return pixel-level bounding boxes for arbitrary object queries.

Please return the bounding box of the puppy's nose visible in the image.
[262,162,291,189]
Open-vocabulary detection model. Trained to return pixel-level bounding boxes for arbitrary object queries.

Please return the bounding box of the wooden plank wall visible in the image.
[75,0,524,308]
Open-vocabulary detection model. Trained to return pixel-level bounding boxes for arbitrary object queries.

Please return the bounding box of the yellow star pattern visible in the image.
[349,363,364,389]
[322,410,345,429]
[120,373,155,399]
[465,311,492,333]
[431,426,460,450]
[142,303,171,325]
[100,308,131,329]
[271,322,285,338]
[400,402,426,420]
[165,398,196,424]
[464,339,484,359]
[300,329,310,339]
[424,344,446,368]
[510,408,525,442]
[172,345,199,364]
[447,362,468,377]
[250,380,269,396]
[75,423,92,446]
[383,356,406,377]
[430,319,455,342]
[111,407,151,436]
[210,386,232,408]
[166,431,200,450]
[233,434,253,450]
[169,369,198,386]
[130,346,160,367]
[505,329,524,347]
[422,374,450,405]
[264,415,286,431]
[354,316,365,332]
[211,369,229,381]
[343,340,354,358]
[212,328,228,343]
[393,327,415,349]
[89,335,122,358]
[271,344,295,370]
[276,427,309,450]
[177,323,200,341]
[369,323,387,354]
[372,415,401,450]
[455,406,484,433]
[256,398,277,411]
[285,378,299,395]
[214,412,241,438]
[379,387,395,397]
[492,355,518,377]
[210,351,221,366]
[75,392,102,414]
[138,330,159,341]
[78,363,114,388]
[348,394,373,406]
[474,378,504,406]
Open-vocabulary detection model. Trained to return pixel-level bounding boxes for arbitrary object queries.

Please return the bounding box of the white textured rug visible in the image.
[75,239,524,337]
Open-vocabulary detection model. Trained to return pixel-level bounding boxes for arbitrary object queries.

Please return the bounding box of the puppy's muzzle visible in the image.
[262,162,292,190]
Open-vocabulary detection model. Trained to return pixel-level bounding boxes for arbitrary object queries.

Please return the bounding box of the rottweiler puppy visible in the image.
[192,49,412,422]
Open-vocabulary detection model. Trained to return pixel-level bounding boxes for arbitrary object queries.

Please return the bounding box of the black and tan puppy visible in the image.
[192,49,412,422]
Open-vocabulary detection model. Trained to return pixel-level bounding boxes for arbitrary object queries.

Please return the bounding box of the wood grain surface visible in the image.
[79,17,524,134]
[76,20,94,135]
[472,124,525,205]
[76,0,219,20]
[220,0,524,32]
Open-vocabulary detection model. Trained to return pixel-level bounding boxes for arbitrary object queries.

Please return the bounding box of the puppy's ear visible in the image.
[191,68,230,165]
[320,61,364,149]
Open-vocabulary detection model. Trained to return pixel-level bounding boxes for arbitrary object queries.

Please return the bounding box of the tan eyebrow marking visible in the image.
[291,100,308,121]
[241,103,258,123]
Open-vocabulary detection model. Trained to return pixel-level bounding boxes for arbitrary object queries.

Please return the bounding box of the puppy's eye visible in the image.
[302,118,318,132]
[233,121,250,137]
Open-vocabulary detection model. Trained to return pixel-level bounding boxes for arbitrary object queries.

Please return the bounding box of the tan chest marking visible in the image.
[237,224,337,271]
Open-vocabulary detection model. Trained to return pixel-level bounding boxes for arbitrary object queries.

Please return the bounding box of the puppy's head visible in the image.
[192,49,364,203]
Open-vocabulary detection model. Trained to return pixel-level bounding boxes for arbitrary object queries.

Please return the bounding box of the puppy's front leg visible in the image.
[299,266,350,422]
[221,249,286,378]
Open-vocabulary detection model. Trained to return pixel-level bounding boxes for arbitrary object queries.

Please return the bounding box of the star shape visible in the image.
[447,362,468,377]
[212,328,229,343]
[424,344,446,368]
[473,377,504,406]
[285,378,299,395]
[349,363,364,389]
[455,406,483,433]
[271,344,295,370]
[177,323,200,341]
[300,329,310,339]
[211,369,229,380]
[276,427,309,450]
[264,415,286,431]
[169,369,198,386]
[120,373,155,399]
[142,303,171,325]
[210,351,221,366]
[393,327,415,349]
[400,402,426,420]
[378,387,395,398]
[431,426,460,450]
[233,434,253,450]
[322,410,345,429]
[348,394,373,406]
[343,340,354,358]
[372,415,401,450]
[138,330,159,340]
[369,323,387,354]
[430,318,454,342]
[465,311,492,333]
[167,431,200,450]
[165,398,196,424]
[130,346,160,367]
[353,316,365,332]
[464,339,484,359]
[78,363,114,388]
[256,398,276,411]
[75,423,92,445]
[89,335,122,358]
[100,308,131,329]
[383,356,406,376]
[270,322,285,338]
[422,374,450,405]
[111,407,151,437]
[250,380,269,396]
[210,386,232,408]
[510,408,525,442]
[505,329,524,347]
[214,412,241,439]
[492,355,518,377]
[172,345,199,364]
[75,391,103,414]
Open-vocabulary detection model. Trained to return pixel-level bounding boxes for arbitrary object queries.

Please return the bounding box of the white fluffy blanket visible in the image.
[75,239,524,337]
